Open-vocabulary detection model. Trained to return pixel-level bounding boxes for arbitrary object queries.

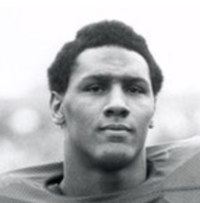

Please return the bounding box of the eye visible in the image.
[85,84,105,93]
[126,86,145,94]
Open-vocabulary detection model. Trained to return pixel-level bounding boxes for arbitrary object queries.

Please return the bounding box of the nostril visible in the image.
[105,109,113,117]
[104,107,129,118]
[121,109,129,117]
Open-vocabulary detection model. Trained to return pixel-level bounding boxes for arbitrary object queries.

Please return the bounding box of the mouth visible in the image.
[99,124,133,143]
[100,124,132,132]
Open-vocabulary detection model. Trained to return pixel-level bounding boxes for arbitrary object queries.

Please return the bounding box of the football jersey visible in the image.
[1,137,200,203]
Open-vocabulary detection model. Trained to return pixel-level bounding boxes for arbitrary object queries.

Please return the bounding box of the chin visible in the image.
[94,145,136,172]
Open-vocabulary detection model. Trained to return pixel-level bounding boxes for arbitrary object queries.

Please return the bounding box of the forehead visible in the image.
[70,46,151,84]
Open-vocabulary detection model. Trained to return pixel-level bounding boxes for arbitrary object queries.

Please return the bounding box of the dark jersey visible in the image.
[1,137,200,202]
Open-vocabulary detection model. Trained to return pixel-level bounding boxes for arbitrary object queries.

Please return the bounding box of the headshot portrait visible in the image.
[0,1,200,202]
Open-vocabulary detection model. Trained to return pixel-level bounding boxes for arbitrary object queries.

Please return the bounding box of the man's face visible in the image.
[54,46,155,171]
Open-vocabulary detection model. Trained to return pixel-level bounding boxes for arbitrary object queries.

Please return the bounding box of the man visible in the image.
[0,20,200,202]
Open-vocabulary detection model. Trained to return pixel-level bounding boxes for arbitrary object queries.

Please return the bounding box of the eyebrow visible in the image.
[82,74,150,86]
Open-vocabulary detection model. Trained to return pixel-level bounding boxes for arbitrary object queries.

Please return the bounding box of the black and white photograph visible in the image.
[0,0,200,202]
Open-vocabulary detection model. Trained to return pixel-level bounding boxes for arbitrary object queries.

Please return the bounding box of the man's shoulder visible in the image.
[144,137,200,201]
[0,161,63,183]
[147,136,200,185]
[0,162,63,202]
[147,136,200,163]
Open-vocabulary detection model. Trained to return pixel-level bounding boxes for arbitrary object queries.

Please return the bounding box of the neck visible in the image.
[60,148,147,197]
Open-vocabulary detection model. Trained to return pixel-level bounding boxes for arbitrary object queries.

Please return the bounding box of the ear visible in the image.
[50,91,65,126]
[153,96,157,112]
[149,96,157,129]
[149,120,154,129]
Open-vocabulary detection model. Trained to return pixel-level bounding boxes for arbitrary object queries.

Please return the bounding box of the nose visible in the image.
[103,86,130,118]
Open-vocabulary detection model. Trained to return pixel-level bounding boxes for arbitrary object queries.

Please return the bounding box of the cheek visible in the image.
[133,106,154,147]
[142,107,154,123]
[63,99,100,132]
[135,102,155,128]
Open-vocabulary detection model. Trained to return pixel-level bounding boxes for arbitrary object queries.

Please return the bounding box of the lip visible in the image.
[100,124,132,132]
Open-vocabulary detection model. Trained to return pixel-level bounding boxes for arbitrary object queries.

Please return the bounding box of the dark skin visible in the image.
[50,46,156,197]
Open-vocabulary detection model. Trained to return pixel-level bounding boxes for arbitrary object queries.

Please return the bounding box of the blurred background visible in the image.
[1,0,200,173]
